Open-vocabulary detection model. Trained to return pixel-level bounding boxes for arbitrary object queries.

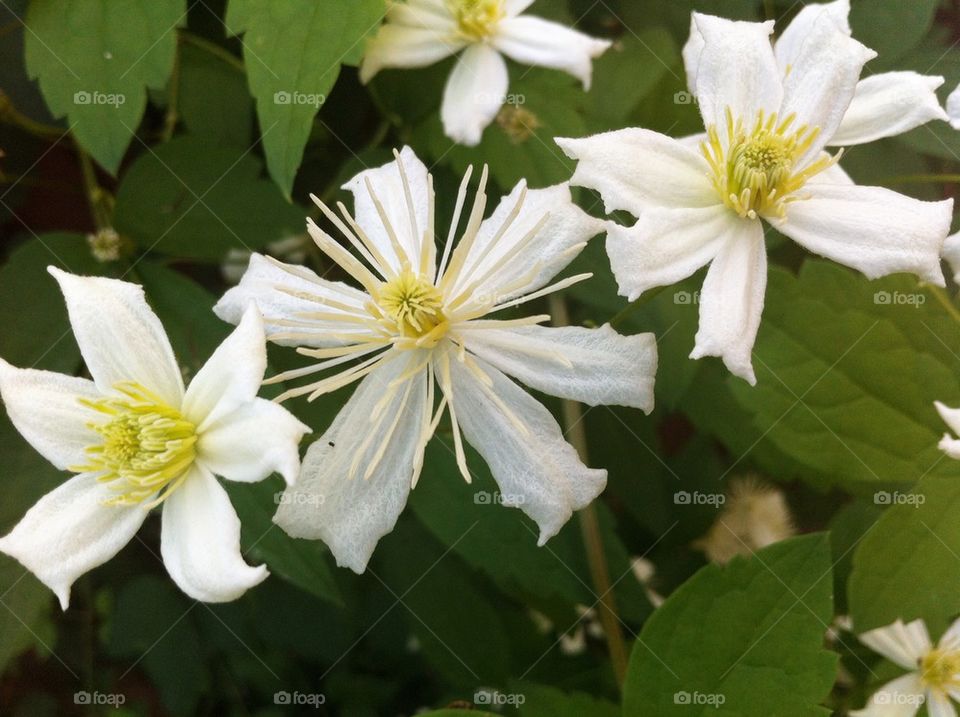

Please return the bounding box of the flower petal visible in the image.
[947,83,960,129]
[506,0,535,15]
[859,618,933,670]
[182,305,266,431]
[849,673,925,717]
[0,359,101,470]
[462,323,657,412]
[447,354,606,544]
[605,203,740,302]
[681,13,704,94]
[440,43,508,146]
[778,23,875,163]
[341,146,435,274]
[776,184,951,286]
[557,129,716,217]
[692,13,782,131]
[273,353,430,573]
[214,253,370,348]
[943,232,960,283]
[197,398,309,487]
[49,268,183,405]
[492,15,611,89]
[830,72,948,146]
[160,465,268,602]
[690,218,767,385]
[446,181,603,301]
[929,691,958,717]
[0,473,148,609]
[773,0,850,73]
[359,20,463,84]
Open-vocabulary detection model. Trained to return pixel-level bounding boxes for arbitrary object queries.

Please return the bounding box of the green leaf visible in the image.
[0,556,53,676]
[114,136,304,261]
[177,37,252,147]
[848,472,960,633]
[24,0,185,172]
[849,0,939,67]
[513,681,619,717]
[730,260,960,489]
[225,0,385,197]
[622,533,837,716]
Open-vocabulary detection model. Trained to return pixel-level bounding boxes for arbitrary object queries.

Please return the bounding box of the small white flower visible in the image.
[215,146,657,573]
[853,616,960,717]
[359,0,611,145]
[558,9,953,384]
[935,401,960,460]
[0,269,309,607]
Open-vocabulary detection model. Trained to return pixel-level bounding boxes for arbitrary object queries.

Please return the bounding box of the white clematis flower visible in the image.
[935,401,960,460]
[558,11,953,384]
[852,616,960,717]
[0,269,309,608]
[215,146,657,573]
[359,0,611,146]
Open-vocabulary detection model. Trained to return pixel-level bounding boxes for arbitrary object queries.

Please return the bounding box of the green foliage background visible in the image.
[0,0,958,715]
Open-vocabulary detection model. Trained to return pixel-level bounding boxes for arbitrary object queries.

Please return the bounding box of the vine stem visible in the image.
[609,286,665,329]
[75,142,111,231]
[883,173,960,185]
[549,293,629,689]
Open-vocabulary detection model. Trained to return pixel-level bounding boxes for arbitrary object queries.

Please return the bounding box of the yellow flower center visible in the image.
[448,0,504,40]
[73,382,197,507]
[701,108,840,220]
[376,270,449,346]
[921,649,960,691]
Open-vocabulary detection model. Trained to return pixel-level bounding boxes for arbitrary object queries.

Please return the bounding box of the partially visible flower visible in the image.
[86,227,130,263]
[946,83,960,130]
[693,476,793,564]
[559,11,952,384]
[222,234,310,284]
[215,147,657,573]
[935,401,960,459]
[630,556,664,607]
[559,604,604,656]
[360,0,610,145]
[852,617,960,717]
[0,269,309,607]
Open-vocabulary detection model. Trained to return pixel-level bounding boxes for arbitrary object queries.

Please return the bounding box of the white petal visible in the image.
[830,73,948,146]
[691,219,767,385]
[859,619,933,669]
[557,129,716,217]
[939,434,960,460]
[505,0,535,15]
[359,22,463,84]
[182,305,266,431]
[605,203,740,302]
[939,615,960,651]
[0,359,100,470]
[776,184,951,286]
[935,401,960,439]
[492,15,611,89]
[213,253,370,348]
[929,691,958,717]
[774,0,850,73]
[0,473,148,609]
[197,398,309,487]
[681,14,704,94]
[462,323,657,412]
[49,268,183,405]
[947,83,960,129]
[447,181,604,301]
[341,146,435,274]
[808,157,855,186]
[692,14,782,131]
[943,233,960,284]
[849,673,925,717]
[441,43,508,146]
[274,353,430,573]
[160,465,268,602]
[778,24,875,164]
[447,354,606,544]
[387,0,457,31]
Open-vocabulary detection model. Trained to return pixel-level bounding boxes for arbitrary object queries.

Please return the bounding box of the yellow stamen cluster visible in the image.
[701,108,841,220]
[448,0,504,40]
[375,270,449,346]
[73,382,197,507]
[921,649,960,691]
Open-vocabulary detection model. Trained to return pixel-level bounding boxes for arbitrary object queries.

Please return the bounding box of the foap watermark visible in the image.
[874,490,925,507]
[274,691,326,708]
[673,90,697,105]
[674,490,725,508]
[275,491,325,507]
[474,689,526,707]
[874,290,925,308]
[475,91,526,106]
[474,490,525,507]
[674,691,726,708]
[875,691,925,707]
[674,290,700,305]
[273,90,326,107]
[74,90,125,107]
[74,691,126,708]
